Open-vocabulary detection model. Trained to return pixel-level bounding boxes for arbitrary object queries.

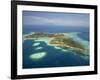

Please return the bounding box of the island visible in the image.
[23,32,89,60]
[29,52,47,60]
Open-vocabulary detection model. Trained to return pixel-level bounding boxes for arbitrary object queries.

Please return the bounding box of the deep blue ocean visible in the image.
[23,26,89,69]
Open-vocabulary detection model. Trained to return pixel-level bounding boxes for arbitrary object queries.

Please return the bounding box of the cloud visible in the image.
[23,15,89,27]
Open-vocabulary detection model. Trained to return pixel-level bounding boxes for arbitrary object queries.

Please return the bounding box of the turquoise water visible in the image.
[22,11,90,69]
[23,32,89,69]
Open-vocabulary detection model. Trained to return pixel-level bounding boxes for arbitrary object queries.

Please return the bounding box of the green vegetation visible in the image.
[50,37,85,50]
[24,32,88,56]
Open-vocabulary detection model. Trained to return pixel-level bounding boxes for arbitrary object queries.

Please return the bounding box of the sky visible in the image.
[23,11,90,28]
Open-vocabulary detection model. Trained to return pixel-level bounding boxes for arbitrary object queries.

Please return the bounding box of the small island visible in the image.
[29,52,47,60]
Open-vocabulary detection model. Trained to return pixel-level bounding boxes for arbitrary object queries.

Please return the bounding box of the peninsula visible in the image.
[24,32,89,57]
